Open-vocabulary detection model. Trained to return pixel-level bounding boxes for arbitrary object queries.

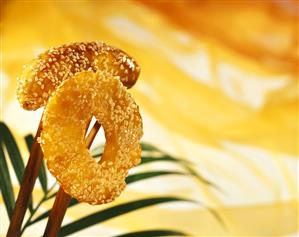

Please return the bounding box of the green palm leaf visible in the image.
[28,170,192,226]
[114,229,187,237]
[92,145,219,191]
[0,143,15,219]
[92,142,219,186]
[27,144,220,228]
[141,143,160,152]
[0,122,24,184]
[0,122,29,217]
[140,155,191,165]
[126,171,188,184]
[0,123,222,236]
[0,122,37,215]
[91,144,104,157]
[58,197,195,236]
[140,155,213,185]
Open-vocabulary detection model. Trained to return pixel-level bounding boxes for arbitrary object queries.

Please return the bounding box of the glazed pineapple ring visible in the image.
[40,71,143,204]
[17,42,140,110]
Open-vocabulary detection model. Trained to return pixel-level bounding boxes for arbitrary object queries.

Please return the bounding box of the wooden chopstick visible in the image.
[43,121,101,237]
[7,119,43,237]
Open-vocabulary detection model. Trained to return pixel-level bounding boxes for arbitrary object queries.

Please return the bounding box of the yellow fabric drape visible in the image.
[1,1,298,236]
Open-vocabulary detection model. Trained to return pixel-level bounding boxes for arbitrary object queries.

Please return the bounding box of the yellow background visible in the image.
[1,0,298,236]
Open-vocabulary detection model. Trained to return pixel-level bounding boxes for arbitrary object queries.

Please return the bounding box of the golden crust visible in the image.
[40,71,143,204]
[17,42,140,110]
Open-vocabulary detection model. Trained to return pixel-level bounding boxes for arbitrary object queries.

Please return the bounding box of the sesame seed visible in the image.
[17,42,140,110]
[16,42,142,205]
[40,72,142,204]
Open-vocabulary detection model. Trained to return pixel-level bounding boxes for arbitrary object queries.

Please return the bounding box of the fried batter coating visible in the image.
[40,71,143,204]
[17,42,140,110]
